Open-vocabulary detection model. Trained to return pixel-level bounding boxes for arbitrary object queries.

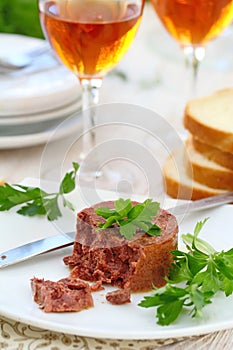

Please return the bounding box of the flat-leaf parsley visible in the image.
[94,198,161,239]
[139,218,233,325]
[0,162,79,221]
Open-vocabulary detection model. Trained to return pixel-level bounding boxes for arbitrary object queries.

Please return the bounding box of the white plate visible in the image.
[0,34,80,116]
[0,99,81,126]
[0,113,82,149]
[0,179,233,339]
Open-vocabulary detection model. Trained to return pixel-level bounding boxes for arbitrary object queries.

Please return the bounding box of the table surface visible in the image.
[1,4,233,349]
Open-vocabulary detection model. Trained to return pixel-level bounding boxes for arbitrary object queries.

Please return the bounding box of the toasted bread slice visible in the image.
[163,149,226,200]
[184,89,233,153]
[186,137,233,190]
[192,136,233,171]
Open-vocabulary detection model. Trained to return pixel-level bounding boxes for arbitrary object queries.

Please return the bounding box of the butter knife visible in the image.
[1,191,232,269]
[0,232,75,269]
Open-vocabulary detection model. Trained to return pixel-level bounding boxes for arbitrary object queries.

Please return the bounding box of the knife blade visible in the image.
[167,191,233,215]
[0,232,75,269]
[0,191,232,269]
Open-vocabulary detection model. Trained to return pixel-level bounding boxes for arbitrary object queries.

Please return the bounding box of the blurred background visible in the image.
[0,0,44,38]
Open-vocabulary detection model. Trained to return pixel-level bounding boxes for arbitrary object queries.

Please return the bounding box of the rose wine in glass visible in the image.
[150,0,233,93]
[38,0,144,179]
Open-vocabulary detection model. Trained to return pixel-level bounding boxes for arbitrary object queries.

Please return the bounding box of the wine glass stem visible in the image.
[182,45,206,96]
[79,78,103,160]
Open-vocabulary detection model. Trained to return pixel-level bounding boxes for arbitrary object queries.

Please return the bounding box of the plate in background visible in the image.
[0,99,81,126]
[0,113,82,149]
[0,34,81,117]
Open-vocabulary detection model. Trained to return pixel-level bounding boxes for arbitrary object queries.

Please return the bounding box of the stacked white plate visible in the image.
[0,34,82,149]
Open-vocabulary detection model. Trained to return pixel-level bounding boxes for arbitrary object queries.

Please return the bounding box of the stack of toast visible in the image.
[163,89,233,200]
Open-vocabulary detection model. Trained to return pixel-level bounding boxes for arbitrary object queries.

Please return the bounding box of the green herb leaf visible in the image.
[0,162,79,221]
[189,284,213,318]
[127,203,144,220]
[17,201,46,217]
[221,277,233,297]
[114,198,132,217]
[214,249,233,280]
[99,216,121,229]
[147,224,161,236]
[168,252,193,284]
[62,198,75,211]
[94,198,161,239]
[119,222,136,240]
[139,285,188,325]
[59,162,79,194]
[95,207,117,219]
[139,219,233,326]
[157,299,184,326]
[43,196,61,221]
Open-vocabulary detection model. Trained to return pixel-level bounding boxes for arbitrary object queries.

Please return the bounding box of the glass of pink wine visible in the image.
[38,0,145,180]
[150,0,233,93]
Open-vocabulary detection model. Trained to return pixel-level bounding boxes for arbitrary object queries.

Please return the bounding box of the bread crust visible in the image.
[192,137,233,171]
[184,111,233,154]
[163,153,225,200]
[164,176,222,200]
[187,162,233,191]
[184,88,233,153]
[185,137,233,190]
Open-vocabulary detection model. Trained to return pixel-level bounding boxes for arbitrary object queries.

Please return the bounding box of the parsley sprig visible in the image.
[0,162,79,221]
[139,218,233,325]
[94,198,161,239]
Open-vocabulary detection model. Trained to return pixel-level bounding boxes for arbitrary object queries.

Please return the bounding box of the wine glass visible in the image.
[150,0,233,93]
[38,0,145,180]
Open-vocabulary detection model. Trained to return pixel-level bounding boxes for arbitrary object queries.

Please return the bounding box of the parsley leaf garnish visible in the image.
[0,162,79,221]
[139,218,233,325]
[94,198,161,239]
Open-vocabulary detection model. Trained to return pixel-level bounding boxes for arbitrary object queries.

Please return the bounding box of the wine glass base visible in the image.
[78,158,148,197]
[77,163,138,208]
